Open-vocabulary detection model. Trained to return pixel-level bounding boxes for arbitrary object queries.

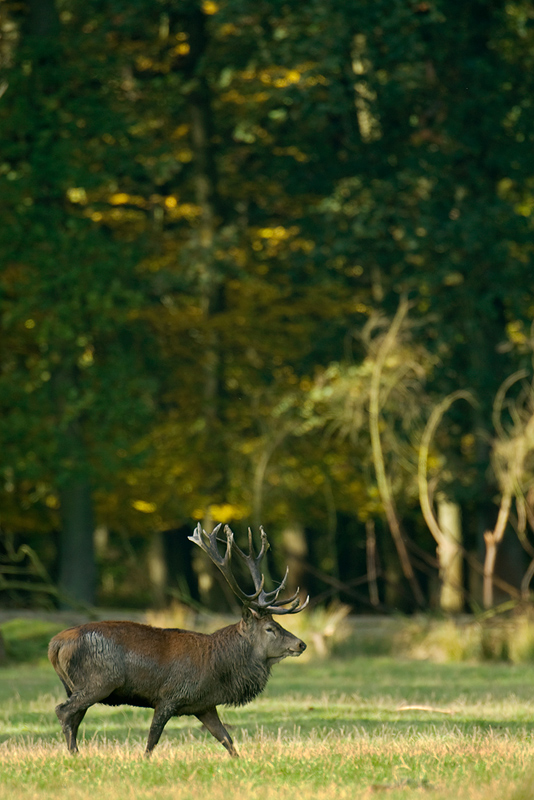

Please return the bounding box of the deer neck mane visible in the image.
[211,623,271,707]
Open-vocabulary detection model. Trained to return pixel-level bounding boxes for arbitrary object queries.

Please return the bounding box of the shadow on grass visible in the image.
[5,709,534,752]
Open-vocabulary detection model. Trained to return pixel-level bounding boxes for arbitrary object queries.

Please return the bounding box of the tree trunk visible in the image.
[27,0,59,37]
[52,365,98,609]
[366,519,380,607]
[147,531,168,609]
[24,0,98,610]
[281,522,308,598]
[436,497,463,613]
[181,5,228,506]
[483,530,498,610]
[482,490,513,609]
[58,477,96,607]
[418,391,473,611]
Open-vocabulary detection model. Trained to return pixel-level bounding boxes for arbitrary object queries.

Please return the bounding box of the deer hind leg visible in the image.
[58,708,87,753]
[55,682,117,753]
[196,707,239,757]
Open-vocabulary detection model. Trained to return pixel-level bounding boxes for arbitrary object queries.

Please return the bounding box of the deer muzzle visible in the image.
[288,638,307,657]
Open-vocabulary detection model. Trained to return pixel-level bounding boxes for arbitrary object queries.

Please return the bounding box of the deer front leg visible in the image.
[145,703,175,755]
[196,707,239,757]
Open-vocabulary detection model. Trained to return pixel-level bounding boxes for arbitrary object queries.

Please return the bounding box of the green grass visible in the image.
[1,652,534,799]
[0,617,65,663]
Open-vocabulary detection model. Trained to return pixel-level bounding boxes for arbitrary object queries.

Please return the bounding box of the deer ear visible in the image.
[242,606,260,622]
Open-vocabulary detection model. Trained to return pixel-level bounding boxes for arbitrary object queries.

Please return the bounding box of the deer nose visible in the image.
[298,639,307,652]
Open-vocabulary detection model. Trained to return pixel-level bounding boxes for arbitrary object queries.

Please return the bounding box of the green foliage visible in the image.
[0,1,159,492]
[0,618,64,663]
[1,0,534,609]
[337,613,534,664]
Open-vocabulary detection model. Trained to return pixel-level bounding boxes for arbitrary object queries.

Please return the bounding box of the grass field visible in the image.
[2,628,534,800]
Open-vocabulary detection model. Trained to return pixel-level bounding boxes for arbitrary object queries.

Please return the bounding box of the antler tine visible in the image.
[253,564,289,606]
[257,526,270,560]
[189,522,229,565]
[224,525,266,595]
[189,523,263,603]
[268,573,300,606]
[224,525,309,616]
[256,566,304,609]
[262,593,310,615]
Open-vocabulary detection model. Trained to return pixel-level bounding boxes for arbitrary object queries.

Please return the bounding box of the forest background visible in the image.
[1,0,534,617]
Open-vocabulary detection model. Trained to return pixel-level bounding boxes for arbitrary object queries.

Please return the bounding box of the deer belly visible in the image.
[102,691,155,709]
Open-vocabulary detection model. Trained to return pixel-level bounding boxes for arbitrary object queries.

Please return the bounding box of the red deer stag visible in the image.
[48,524,308,756]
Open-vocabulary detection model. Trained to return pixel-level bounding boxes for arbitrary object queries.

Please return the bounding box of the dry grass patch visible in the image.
[2,648,534,800]
[1,728,533,800]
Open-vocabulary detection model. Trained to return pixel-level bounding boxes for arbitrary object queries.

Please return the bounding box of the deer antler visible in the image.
[189,523,309,616]
[188,523,265,605]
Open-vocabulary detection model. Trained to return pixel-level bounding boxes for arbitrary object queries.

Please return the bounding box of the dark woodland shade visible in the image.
[1,0,533,612]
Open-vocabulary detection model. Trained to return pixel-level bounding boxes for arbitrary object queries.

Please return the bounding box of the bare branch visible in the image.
[368,297,424,606]
[492,369,529,441]
[418,390,475,547]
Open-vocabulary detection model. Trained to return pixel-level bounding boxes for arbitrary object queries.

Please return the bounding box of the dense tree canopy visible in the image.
[1,0,534,611]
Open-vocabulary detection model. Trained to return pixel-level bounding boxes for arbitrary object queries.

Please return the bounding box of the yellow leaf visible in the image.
[132,500,157,513]
[109,193,130,205]
[202,0,219,13]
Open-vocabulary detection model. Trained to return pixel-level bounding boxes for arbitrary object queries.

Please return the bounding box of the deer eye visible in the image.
[265,625,276,634]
